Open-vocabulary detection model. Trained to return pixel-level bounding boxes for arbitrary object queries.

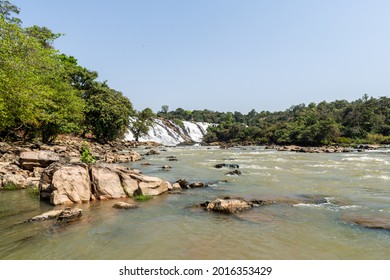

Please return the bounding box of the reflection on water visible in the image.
[1,146,390,259]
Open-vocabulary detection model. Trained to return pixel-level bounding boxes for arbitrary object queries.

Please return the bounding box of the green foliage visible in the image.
[164,95,390,146]
[0,3,135,144]
[80,143,95,164]
[2,182,18,191]
[0,16,84,143]
[129,108,155,141]
[134,194,153,202]
[83,83,134,143]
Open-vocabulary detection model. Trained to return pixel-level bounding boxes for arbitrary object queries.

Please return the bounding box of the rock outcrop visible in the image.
[39,163,172,205]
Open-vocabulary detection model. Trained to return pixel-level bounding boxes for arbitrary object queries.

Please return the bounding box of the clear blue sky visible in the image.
[13,0,390,113]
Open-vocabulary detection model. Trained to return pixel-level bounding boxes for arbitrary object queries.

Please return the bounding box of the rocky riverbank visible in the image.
[0,136,159,191]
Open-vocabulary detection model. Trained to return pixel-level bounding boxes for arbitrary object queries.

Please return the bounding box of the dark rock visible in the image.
[144,149,160,156]
[161,165,172,170]
[176,179,189,189]
[226,170,241,176]
[214,163,240,169]
[189,182,205,188]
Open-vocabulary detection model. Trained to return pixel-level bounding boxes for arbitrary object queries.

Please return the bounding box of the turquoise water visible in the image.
[1,146,389,259]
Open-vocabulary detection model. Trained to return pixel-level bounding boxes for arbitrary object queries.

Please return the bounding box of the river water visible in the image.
[1,146,390,259]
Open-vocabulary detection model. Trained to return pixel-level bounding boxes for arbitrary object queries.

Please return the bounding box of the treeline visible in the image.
[158,95,390,146]
[0,1,146,143]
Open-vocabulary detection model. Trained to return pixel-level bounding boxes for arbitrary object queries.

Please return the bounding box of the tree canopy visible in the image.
[0,1,135,143]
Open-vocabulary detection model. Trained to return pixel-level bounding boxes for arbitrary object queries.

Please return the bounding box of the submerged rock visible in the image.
[28,210,64,222]
[56,208,82,224]
[342,214,390,230]
[113,202,138,209]
[203,197,253,214]
[226,170,241,176]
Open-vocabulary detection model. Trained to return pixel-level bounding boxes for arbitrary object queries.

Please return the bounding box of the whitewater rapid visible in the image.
[125,119,211,146]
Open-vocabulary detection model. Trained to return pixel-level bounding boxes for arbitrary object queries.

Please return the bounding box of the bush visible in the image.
[80,143,95,164]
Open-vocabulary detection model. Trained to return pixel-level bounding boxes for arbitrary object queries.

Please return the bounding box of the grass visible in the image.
[134,194,153,202]
[2,182,19,191]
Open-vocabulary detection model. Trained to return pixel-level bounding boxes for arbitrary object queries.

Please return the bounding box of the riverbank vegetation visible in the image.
[158,95,390,146]
[0,1,147,144]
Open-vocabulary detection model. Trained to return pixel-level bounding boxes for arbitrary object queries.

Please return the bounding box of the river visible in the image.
[1,146,389,259]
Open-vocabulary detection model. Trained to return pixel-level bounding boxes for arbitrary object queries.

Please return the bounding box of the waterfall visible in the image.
[125,119,211,146]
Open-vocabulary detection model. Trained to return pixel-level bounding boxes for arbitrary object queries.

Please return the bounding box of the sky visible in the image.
[12,0,390,113]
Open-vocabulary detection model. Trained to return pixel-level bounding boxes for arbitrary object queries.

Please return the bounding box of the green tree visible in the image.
[0,0,20,24]
[129,108,155,141]
[84,82,134,143]
[0,17,84,142]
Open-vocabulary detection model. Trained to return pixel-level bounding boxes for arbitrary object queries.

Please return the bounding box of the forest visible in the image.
[158,95,390,146]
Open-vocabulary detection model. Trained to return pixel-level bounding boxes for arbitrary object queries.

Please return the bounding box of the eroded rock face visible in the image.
[50,164,91,205]
[19,151,60,171]
[39,163,172,205]
[91,165,127,200]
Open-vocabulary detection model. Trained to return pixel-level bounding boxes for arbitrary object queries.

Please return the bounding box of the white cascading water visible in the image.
[125,119,211,146]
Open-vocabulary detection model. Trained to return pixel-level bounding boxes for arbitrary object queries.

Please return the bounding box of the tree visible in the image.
[129,108,155,141]
[24,25,62,49]
[0,16,84,142]
[84,82,134,143]
[0,0,21,25]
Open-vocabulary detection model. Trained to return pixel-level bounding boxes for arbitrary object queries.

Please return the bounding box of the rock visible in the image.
[91,165,127,200]
[105,151,142,163]
[226,170,241,176]
[28,210,63,222]
[1,173,27,189]
[176,179,189,189]
[50,164,91,205]
[19,151,60,171]
[189,182,205,188]
[56,207,82,224]
[204,197,253,214]
[214,163,240,169]
[145,149,160,156]
[161,165,171,170]
[132,174,171,196]
[113,202,138,209]
[170,183,182,191]
[342,214,390,230]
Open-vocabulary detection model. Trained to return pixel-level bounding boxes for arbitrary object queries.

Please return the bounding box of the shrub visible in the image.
[80,143,95,164]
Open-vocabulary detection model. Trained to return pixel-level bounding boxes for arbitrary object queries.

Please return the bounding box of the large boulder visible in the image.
[19,151,60,171]
[90,165,127,200]
[50,164,91,205]
[39,162,171,205]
